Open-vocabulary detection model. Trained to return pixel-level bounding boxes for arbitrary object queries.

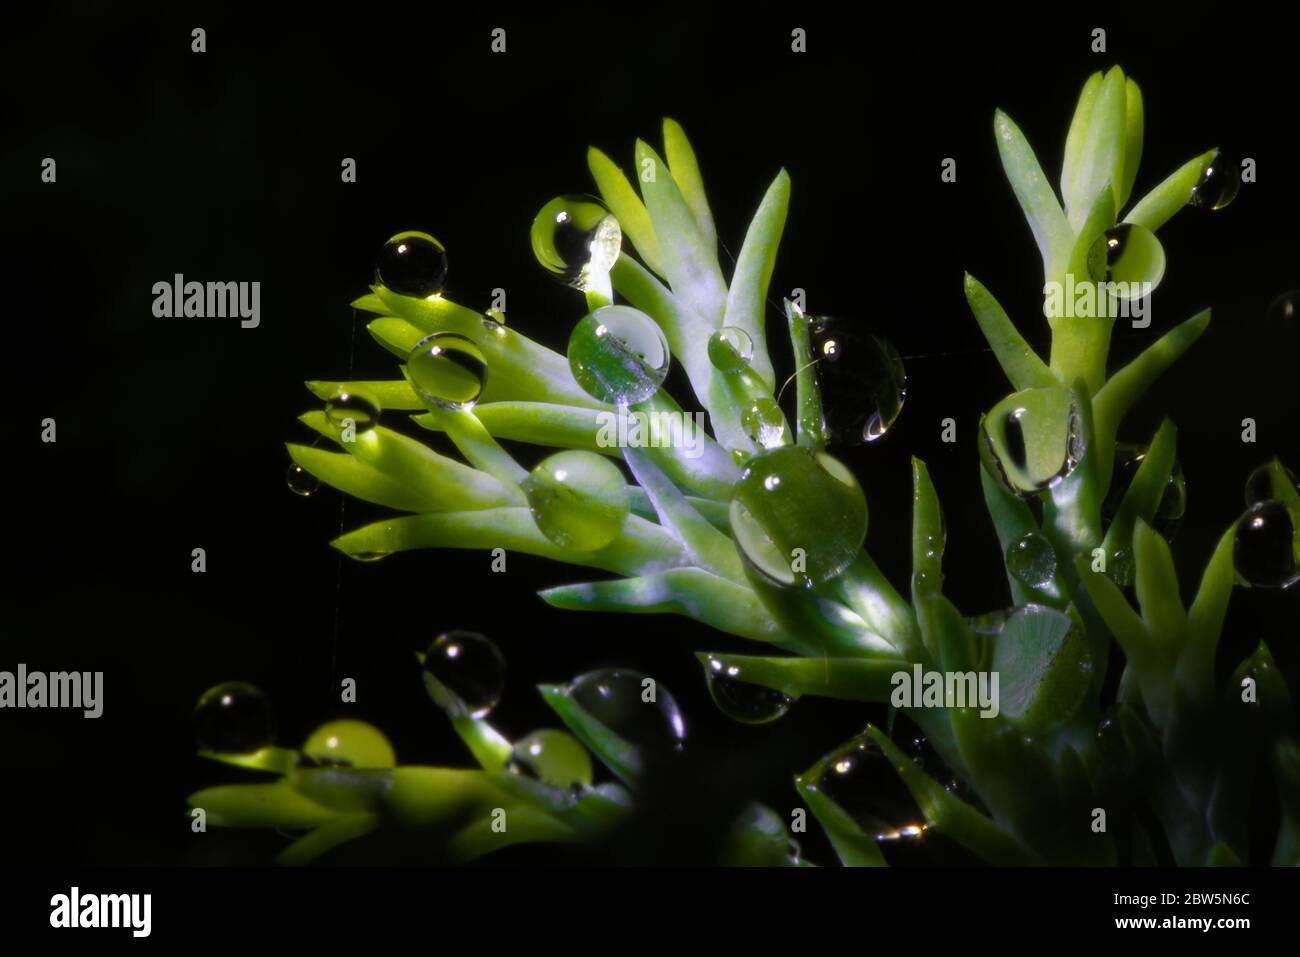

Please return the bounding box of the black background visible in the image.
[4,3,1299,870]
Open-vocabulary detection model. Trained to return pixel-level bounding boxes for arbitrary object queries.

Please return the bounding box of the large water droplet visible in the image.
[1102,443,1186,540]
[740,396,787,449]
[523,450,631,551]
[407,332,488,410]
[707,326,755,373]
[422,630,507,717]
[286,462,321,497]
[1006,531,1057,589]
[508,729,594,790]
[1245,461,1298,506]
[325,389,380,433]
[704,655,794,725]
[808,318,906,444]
[1190,151,1240,210]
[730,446,867,587]
[568,668,686,753]
[979,387,1084,496]
[1086,223,1165,294]
[194,681,274,754]
[302,719,396,769]
[531,195,622,290]
[1233,500,1299,589]
[376,231,448,298]
[567,306,670,405]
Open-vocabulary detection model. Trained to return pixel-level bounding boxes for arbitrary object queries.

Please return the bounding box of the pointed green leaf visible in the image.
[287,442,450,513]
[662,118,716,248]
[1061,71,1103,216]
[306,379,423,410]
[721,169,789,389]
[1124,149,1217,232]
[994,109,1072,273]
[1118,78,1144,209]
[588,145,666,277]
[963,273,1052,388]
[696,652,907,701]
[1094,309,1211,442]
[1067,66,1127,233]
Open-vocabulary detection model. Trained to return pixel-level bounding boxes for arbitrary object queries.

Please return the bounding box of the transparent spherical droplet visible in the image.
[422,630,507,718]
[1102,443,1186,540]
[808,318,906,444]
[286,462,321,497]
[568,668,686,752]
[1245,461,1298,506]
[407,332,488,411]
[507,729,593,790]
[741,396,787,449]
[1006,531,1057,589]
[1086,223,1165,294]
[729,446,867,587]
[194,681,274,754]
[302,719,396,769]
[325,389,380,433]
[1190,151,1240,210]
[1267,290,1299,323]
[567,306,670,406]
[979,387,1084,496]
[376,230,448,298]
[1233,500,1300,589]
[708,326,755,373]
[530,195,622,290]
[704,656,794,725]
[523,450,631,552]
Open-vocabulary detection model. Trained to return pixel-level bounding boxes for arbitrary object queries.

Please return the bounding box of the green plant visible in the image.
[191,67,1300,866]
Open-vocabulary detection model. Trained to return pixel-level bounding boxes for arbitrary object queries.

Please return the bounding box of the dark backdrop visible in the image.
[4,4,1298,865]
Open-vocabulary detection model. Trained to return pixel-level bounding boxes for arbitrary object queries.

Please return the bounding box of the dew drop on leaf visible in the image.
[530,195,622,290]
[1190,150,1240,210]
[422,630,507,718]
[302,719,396,769]
[1006,531,1057,589]
[707,326,755,373]
[740,396,787,449]
[808,318,906,444]
[407,332,488,411]
[325,389,381,433]
[568,668,686,753]
[567,306,670,405]
[507,729,594,790]
[375,231,448,298]
[194,681,275,755]
[286,462,321,497]
[1244,461,1298,506]
[523,450,631,552]
[704,656,794,725]
[1086,223,1165,294]
[979,387,1084,496]
[1233,500,1300,589]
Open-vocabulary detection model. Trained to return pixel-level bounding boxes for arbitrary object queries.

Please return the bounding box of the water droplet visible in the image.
[730,446,867,587]
[979,387,1084,496]
[530,195,622,290]
[567,306,670,405]
[422,630,507,718]
[325,389,380,433]
[740,396,787,449]
[1245,461,1298,506]
[1233,500,1300,589]
[376,231,448,298]
[523,450,631,552]
[507,729,593,790]
[194,681,274,754]
[704,656,794,725]
[1085,223,1165,293]
[1006,531,1057,589]
[1190,151,1240,210]
[707,327,755,373]
[1102,443,1186,540]
[1267,290,1299,323]
[286,462,321,497]
[808,318,906,444]
[302,719,396,769]
[967,608,1010,637]
[568,668,686,752]
[350,550,391,563]
[406,332,488,411]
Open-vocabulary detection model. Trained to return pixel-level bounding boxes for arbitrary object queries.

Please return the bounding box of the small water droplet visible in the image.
[741,396,787,449]
[194,681,274,754]
[376,231,448,298]
[707,327,755,373]
[729,446,868,588]
[1245,461,1298,506]
[422,630,507,717]
[1102,443,1186,540]
[1267,290,1299,323]
[302,719,396,769]
[808,318,906,444]
[407,332,488,410]
[507,729,593,790]
[1190,151,1240,210]
[1006,531,1057,589]
[567,306,670,405]
[325,389,380,433]
[1087,223,1165,292]
[523,450,631,552]
[286,462,321,497]
[979,387,1084,496]
[704,656,794,725]
[1233,500,1300,589]
[568,668,686,752]
[530,195,621,290]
